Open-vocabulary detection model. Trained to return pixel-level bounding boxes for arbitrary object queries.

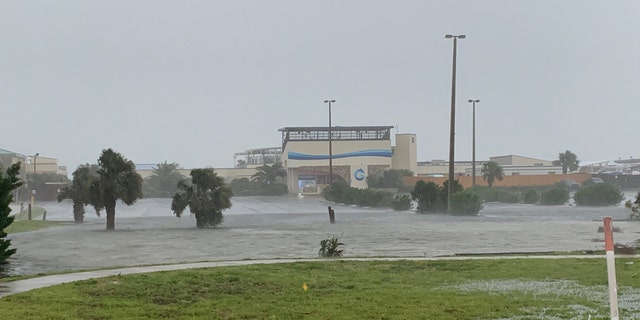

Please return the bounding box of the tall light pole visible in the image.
[324,99,336,185]
[445,34,465,213]
[33,152,39,173]
[468,99,480,186]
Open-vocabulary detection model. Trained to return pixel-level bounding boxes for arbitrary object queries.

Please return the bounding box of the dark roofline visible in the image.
[278,126,395,132]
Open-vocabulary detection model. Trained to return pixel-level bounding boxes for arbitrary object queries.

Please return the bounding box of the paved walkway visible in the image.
[0,255,614,298]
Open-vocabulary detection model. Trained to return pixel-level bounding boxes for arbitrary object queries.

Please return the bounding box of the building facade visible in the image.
[277,126,416,194]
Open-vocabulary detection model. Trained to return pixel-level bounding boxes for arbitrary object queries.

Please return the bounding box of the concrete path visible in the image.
[0,255,613,298]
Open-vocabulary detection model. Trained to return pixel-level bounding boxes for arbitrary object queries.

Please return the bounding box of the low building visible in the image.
[0,149,67,176]
[278,126,416,194]
[0,148,27,171]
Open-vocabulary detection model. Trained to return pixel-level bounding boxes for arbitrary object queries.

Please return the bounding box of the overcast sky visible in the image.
[2,1,638,173]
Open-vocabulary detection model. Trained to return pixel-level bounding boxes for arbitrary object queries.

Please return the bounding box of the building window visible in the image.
[512,172,520,176]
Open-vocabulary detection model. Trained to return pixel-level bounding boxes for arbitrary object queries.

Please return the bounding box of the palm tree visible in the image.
[171,168,232,228]
[481,161,504,188]
[143,161,184,198]
[88,149,143,230]
[251,163,286,185]
[57,164,99,223]
[555,150,579,174]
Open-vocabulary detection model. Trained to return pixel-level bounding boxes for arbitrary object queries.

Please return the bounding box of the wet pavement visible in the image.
[2,194,638,279]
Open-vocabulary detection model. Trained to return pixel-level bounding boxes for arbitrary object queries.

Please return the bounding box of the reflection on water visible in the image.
[3,194,639,277]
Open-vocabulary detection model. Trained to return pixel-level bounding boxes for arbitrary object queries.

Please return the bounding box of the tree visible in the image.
[251,163,288,195]
[0,163,22,263]
[57,164,100,223]
[251,163,286,185]
[143,161,184,198]
[88,149,143,230]
[171,168,233,228]
[554,150,580,174]
[481,161,504,188]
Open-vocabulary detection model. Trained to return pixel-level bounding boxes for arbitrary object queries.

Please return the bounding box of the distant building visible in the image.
[580,158,640,175]
[488,155,561,176]
[0,148,27,171]
[415,154,562,177]
[134,163,256,183]
[277,126,416,194]
[233,147,283,168]
[0,148,67,176]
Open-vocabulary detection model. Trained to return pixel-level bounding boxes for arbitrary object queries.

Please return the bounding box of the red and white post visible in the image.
[604,217,619,319]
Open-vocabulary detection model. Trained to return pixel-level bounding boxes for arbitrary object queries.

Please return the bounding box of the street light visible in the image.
[445,34,465,213]
[30,153,40,208]
[33,152,39,173]
[324,99,336,185]
[468,99,480,186]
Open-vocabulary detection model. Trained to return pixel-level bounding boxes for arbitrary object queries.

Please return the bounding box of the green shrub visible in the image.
[377,192,394,208]
[496,190,521,203]
[392,194,412,211]
[469,186,500,202]
[259,183,288,196]
[450,191,483,215]
[411,179,478,214]
[411,181,445,213]
[522,189,540,204]
[323,183,393,208]
[625,193,639,220]
[574,183,623,206]
[540,187,570,205]
[323,183,351,203]
[230,178,259,196]
[318,235,344,257]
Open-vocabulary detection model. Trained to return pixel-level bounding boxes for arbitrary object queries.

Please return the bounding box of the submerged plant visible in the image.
[319,235,345,258]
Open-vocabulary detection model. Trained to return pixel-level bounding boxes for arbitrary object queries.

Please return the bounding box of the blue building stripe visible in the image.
[288,149,392,160]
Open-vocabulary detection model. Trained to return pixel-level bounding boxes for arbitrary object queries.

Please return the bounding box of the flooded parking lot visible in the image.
[4,194,639,277]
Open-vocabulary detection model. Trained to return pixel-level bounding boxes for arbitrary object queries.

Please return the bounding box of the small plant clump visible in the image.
[323,182,393,208]
[540,187,570,205]
[522,189,540,204]
[625,192,639,220]
[411,180,481,215]
[574,183,623,206]
[319,235,345,258]
[391,194,412,211]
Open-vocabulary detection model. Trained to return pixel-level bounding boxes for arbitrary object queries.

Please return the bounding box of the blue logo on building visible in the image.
[354,168,365,181]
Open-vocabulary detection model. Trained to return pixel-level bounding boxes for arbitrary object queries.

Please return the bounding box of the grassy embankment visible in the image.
[6,206,65,234]
[1,258,639,319]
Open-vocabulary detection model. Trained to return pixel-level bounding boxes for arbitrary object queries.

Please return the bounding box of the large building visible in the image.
[0,148,67,176]
[277,126,416,194]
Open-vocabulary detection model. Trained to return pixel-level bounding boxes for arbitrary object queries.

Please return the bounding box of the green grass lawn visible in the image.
[1,258,639,319]
[12,206,46,221]
[6,206,67,234]
[5,220,66,234]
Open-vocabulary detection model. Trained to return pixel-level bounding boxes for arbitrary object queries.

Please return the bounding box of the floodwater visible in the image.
[3,193,639,277]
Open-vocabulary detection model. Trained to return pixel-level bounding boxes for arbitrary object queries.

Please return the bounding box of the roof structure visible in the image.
[278,126,394,132]
[0,148,27,158]
[279,126,394,149]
